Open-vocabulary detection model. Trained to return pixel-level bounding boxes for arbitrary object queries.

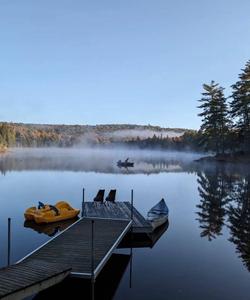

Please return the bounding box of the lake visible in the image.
[0,148,250,300]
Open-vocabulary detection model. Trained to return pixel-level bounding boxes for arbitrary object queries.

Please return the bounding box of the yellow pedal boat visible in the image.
[24,202,51,221]
[25,201,80,224]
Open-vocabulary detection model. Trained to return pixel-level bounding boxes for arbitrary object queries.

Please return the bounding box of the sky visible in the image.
[0,0,250,129]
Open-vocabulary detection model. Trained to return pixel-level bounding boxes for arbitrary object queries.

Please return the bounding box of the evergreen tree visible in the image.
[198,81,230,154]
[230,60,250,152]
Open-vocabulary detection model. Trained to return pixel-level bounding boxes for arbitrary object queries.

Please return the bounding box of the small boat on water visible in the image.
[24,201,51,221]
[147,199,169,230]
[117,158,134,168]
[24,201,80,224]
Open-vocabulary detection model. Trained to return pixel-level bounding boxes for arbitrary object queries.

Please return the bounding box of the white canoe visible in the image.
[147,198,169,230]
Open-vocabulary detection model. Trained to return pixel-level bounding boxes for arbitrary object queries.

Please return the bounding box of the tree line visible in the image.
[198,60,250,155]
[0,123,15,151]
[0,122,188,149]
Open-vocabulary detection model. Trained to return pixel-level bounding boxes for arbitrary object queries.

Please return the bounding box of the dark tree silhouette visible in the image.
[198,81,230,154]
[230,60,250,153]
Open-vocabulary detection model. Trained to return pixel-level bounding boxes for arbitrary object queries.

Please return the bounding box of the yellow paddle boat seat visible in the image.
[24,201,51,221]
[25,201,80,224]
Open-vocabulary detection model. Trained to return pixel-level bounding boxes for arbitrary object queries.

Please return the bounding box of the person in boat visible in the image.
[125,158,129,163]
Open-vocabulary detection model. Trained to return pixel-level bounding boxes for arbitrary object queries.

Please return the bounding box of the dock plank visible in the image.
[0,217,132,299]
[20,218,131,278]
[0,260,71,300]
[123,202,152,228]
[83,202,153,233]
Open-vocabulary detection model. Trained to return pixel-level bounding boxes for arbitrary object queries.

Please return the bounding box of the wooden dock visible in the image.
[83,201,153,233]
[0,260,71,300]
[18,218,132,278]
[0,218,132,299]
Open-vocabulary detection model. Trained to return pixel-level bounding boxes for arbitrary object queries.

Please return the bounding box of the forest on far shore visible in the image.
[0,122,190,150]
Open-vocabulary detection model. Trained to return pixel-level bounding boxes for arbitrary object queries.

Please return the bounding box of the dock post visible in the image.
[129,189,134,288]
[130,189,134,221]
[129,247,133,288]
[82,188,85,217]
[7,218,11,266]
[91,219,95,300]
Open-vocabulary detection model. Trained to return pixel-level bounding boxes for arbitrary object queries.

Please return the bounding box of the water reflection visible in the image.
[24,217,79,237]
[33,253,131,300]
[0,148,199,174]
[196,169,231,241]
[196,167,250,271]
[119,222,169,249]
[227,175,250,271]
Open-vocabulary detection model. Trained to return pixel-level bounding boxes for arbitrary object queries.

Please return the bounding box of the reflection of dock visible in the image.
[33,253,131,300]
[119,221,169,248]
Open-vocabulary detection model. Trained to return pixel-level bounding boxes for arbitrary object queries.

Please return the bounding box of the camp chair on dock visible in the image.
[93,189,105,203]
[105,190,116,203]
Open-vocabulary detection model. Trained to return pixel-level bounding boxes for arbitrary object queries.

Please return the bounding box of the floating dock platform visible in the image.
[82,201,153,233]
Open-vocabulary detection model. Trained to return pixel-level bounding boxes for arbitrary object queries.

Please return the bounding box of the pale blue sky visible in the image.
[0,0,250,129]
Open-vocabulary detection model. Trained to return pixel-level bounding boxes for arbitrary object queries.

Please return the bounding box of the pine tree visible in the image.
[198,81,229,154]
[230,60,250,152]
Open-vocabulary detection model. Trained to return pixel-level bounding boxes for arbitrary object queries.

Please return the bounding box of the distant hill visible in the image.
[0,122,189,147]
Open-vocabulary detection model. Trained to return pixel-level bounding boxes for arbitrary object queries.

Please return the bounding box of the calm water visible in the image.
[0,148,250,300]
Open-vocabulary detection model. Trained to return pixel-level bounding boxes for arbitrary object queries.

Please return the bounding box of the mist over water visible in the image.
[102,129,185,140]
[0,147,202,174]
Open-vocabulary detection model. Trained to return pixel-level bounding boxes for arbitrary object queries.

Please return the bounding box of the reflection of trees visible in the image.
[227,176,250,271]
[196,168,250,272]
[196,170,231,241]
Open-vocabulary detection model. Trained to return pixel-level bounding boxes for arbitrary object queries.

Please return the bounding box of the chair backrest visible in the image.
[105,190,116,202]
[93,189,105,202]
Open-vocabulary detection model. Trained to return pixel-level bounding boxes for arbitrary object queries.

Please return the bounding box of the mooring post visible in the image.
[130,189,134,221]
[91,219,95,300]
[129,190,134,288]
[7,217,11,266]
[129,247,133,288]
[82,188,85,217]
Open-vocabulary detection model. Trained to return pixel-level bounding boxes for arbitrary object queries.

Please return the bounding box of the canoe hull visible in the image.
[147,199,169,231]
[148,215,168,230]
